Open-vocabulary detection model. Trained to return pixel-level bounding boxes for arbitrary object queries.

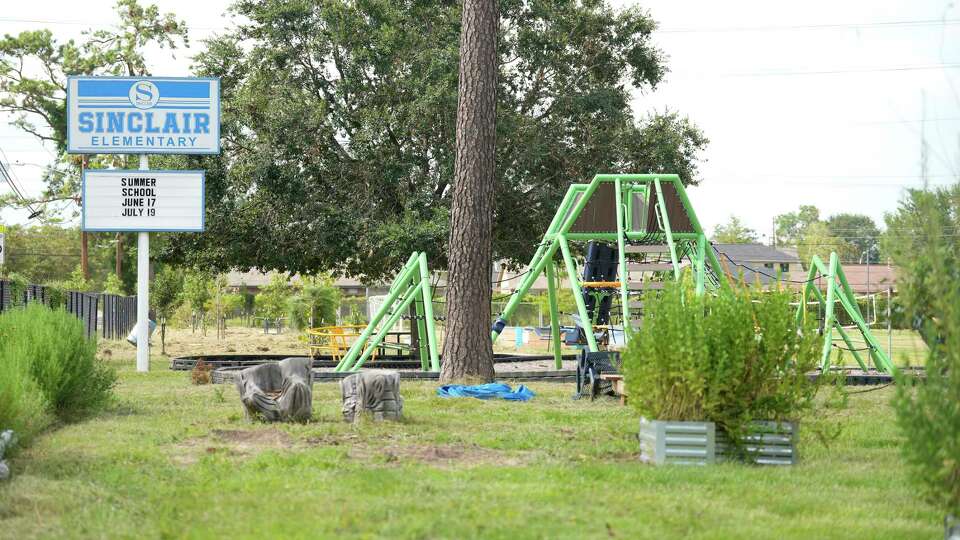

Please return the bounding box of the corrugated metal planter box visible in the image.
[717,421,798,466]
[638,418,716,465]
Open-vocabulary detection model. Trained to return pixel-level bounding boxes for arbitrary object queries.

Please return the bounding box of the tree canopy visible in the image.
[775,205,878,264]
[162,0,708,282]
[0,0,188,209]
[712,215,758,244]
[826,213,880,263]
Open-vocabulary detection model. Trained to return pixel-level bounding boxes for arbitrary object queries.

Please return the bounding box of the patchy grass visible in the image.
[139,323,579,359]
[0,354,938,539]
[830,328,929,367]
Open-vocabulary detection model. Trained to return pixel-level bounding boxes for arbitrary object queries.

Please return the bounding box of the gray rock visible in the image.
[0,430,14,481]
[341,371,404,423]
[0,430,15,459]
[235,357,313,422]
[947,514,960,540]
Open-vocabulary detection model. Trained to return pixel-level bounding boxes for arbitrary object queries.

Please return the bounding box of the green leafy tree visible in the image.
[885,183,960,519]
[221,293,245,318]
[713,215,759,244]
[0,0,188,209]
[775,205,820,247]
[0,224,136,291]
[255,274,294,320]
[151,266,184,354]
[796,222,857,265]
[181,270,212,332]
[287,276,341,330]
[827,213,881,263]
[162,0,707,282]
[0,224,80,283]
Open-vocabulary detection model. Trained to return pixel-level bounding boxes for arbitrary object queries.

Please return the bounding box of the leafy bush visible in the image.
[102,272,126,295]
[622,275,818,435]
[0,348,51,447]
[0,304,116,422]
[887,184,960,516]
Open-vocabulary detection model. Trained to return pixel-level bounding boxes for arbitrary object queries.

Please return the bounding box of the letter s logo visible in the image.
[129,80,160,109]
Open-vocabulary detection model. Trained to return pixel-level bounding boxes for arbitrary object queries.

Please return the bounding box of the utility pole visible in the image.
[921,90,928,187]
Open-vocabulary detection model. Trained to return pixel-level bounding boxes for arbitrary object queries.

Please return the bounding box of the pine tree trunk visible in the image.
[440,0,498,383]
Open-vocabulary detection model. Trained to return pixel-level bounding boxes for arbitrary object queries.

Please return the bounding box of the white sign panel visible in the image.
[0,232,5,266]
[82,170,205,232]
[67,77,220,154]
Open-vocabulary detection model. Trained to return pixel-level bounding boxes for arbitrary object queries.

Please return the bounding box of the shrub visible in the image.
[102,272,126,295]
[0,304,116,422]
[0,348,51,447]
[887,184,960,516]
[622,275,819,435]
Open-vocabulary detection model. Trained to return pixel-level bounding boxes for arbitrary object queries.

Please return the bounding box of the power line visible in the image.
[687,63,960,78]
[0,16,222,32]
[657,18,960,34]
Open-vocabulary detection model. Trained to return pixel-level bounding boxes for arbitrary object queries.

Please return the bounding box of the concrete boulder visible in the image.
[235,357,313,422]
[341,371,403,423]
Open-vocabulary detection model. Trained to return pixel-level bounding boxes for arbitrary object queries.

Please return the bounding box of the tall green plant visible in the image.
[0,304,115,422]
[0,346,51,447]
[622,275,818,434]
[887,184,960,516]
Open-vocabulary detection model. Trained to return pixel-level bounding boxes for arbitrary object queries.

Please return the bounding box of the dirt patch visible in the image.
[347,443,528,468]
[172,428,294,466]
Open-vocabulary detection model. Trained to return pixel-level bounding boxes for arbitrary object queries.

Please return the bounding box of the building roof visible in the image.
[225,269,301,288]
[714,243,800,263]
[788,264,897,294]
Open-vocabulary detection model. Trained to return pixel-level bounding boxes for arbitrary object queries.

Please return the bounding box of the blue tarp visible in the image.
[436,383,535,401]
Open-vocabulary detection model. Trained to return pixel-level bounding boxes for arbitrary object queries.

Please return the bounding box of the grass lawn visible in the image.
[0,353,939,539]
[829,328,929,368]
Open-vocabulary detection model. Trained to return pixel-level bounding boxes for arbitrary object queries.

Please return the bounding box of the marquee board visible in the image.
[81,170,205,232]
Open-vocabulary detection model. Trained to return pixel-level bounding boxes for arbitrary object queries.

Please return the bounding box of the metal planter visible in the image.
[638,418,716,465]
[717,420,798,466]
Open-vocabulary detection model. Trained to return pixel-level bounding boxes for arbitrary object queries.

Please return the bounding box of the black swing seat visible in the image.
[575,350,621,400]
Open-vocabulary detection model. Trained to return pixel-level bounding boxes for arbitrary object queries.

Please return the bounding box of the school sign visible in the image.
[67,76,220,154]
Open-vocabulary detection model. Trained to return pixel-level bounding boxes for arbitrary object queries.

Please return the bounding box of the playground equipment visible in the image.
[307,325,369,362]
[490,174,729,366]
[334,252,441,372]
[795,252,895,373]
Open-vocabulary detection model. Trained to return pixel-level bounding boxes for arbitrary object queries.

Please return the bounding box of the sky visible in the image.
[0,0,958,247]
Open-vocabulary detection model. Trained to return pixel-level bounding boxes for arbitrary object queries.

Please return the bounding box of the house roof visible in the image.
[225,269,301,288]
[714,243,800,263]
[788,264,897,294]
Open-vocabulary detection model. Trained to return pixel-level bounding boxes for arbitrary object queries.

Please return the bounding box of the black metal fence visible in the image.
[0,279,137,340]
[101,293,137,340]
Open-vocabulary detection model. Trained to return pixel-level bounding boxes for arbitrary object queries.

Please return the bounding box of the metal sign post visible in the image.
[137,154,149,372]
[69,76,218,372]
